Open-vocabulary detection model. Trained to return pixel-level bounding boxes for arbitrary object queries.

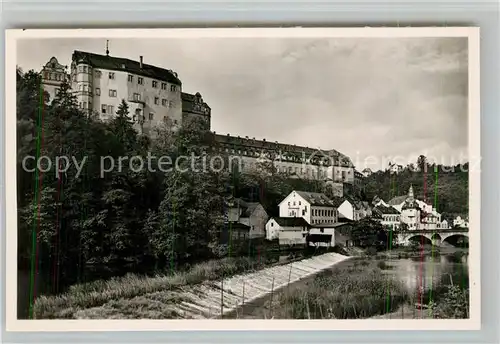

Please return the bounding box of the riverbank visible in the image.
[32,255,279,319]
[350,245,468,260]
[235,254,469,320]
[31,245,468,319]
[233,258,410,319]
[32,251,350,319]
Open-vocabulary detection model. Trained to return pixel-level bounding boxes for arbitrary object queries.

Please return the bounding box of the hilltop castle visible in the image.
[40,49,360,186]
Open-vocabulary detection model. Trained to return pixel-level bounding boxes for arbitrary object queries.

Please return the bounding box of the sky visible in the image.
[17,36,469,171]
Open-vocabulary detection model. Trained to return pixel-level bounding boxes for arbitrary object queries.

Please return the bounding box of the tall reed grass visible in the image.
[33,256,263,319]
[266,262,410,319]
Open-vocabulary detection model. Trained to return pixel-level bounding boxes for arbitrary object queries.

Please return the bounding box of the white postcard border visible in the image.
[4,27,481,332]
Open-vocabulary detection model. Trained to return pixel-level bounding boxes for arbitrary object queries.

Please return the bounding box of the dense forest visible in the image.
[16,70,326,295]
[362,159,469,221]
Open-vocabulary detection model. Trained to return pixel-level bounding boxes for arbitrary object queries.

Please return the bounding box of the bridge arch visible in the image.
[442,233,469,247]
[406,234,433,246]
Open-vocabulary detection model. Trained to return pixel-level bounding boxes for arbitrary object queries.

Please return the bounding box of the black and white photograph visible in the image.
[5,28,480,331]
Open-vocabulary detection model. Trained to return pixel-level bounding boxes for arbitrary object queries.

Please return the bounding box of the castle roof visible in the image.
[72,50,182,85]
[209,133,353,167]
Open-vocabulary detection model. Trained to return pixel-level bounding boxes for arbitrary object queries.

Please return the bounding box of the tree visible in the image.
[108,99,138,154]
[417,155,427,172]
[350,218,395,249]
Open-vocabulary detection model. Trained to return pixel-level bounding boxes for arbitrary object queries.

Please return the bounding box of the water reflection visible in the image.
[383,254,469,294]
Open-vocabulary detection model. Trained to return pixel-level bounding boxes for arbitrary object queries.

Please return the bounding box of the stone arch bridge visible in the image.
[395,228,469,247]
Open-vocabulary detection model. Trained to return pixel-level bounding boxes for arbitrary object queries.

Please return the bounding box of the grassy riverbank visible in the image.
[32,247,325,319]
[248,257,469,319]
[33,255,277,319]
[244,259,410,319]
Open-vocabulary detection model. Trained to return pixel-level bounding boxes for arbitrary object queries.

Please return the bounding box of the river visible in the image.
[231,251,469,319]
[381,253,469,297]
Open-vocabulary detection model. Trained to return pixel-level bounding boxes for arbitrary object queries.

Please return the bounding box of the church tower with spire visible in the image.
[400,184,420,229]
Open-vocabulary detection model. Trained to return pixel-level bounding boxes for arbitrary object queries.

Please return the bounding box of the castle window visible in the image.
[101,104,107,114]
[96,88,100,96]
[154,97,159,105]
[170,85,177,92]
[149,113,154,121]
[138,77,144,85]
[162,99,167,106]
[128,75,133,82]
[133,115,137,122]
[79,66,83,73]
[161,82,167,90]
[109,89,117,97]
[152,80,158,88]
[133,93,141,101]
[109,72,115,79]
[95,70,101,78]
[168,101,174,108]
[107,105,114,114]
[83,66,88,73]
[174,120,178,125]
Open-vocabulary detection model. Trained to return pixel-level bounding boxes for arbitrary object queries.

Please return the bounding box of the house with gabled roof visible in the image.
[373,204,401,230]
[278,190,340,226]
[225,198,269,240]
[337,196,372,221]
[265,217,311,244]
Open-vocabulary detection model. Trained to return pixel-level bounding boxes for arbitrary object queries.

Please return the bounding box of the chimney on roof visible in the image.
[263,139,266,142]
[106,40,109,56]
[139,56,143,69]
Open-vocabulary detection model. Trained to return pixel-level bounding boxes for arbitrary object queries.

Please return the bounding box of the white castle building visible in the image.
[40,47,210,135]
[39,48,359,184]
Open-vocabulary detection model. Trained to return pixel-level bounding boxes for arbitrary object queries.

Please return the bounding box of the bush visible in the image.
[432,285,469,319]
